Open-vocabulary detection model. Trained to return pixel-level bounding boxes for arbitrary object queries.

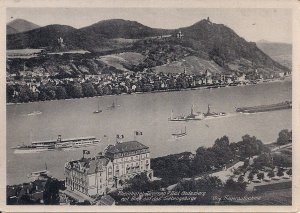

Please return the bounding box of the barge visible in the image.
[236,101,292,113]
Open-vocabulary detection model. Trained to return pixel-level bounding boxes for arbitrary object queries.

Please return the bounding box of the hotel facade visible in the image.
[64,140,153,197]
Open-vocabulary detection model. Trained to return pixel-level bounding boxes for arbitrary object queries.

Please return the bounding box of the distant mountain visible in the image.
[79,19,172,39]
[6,19,40,35]
[7,24,76,49]
[257,41,292,69]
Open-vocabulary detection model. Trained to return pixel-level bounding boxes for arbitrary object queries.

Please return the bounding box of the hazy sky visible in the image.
[7,8,292,43]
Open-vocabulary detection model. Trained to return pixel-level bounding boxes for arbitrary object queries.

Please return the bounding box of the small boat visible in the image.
[168,110,187,121]
[172,126,187,138]
[168,106,204,122]
[28,162,50,180]
[185,106,204,121]
[27,111,42,116]
[94,99,102,113]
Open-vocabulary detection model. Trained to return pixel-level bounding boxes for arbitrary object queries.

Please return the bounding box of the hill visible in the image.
[6,19,40,35]
[6,18,290,75]
[178,19,289,73]
[79,19,172,39]
[256,41,292,69]
[7,24,77,49]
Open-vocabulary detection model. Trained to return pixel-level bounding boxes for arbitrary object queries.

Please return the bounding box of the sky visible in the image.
[7,8,292,43]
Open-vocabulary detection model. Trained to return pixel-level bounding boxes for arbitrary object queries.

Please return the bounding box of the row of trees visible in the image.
[7,177,65,205]
[151,134,268,186]
[111,172,248,205]
[7,82,110,103]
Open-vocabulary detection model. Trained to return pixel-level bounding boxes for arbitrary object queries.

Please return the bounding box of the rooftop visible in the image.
[105,141,149,154]
[68,156,110,174]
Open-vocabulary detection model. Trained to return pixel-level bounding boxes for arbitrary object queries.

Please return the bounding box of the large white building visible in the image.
[64,140,153,198]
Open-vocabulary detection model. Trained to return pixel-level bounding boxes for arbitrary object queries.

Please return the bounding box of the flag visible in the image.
[83,150,90,155]
[135,131,143,136]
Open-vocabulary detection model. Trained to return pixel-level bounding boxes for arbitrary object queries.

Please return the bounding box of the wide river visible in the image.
[7,80,292,185]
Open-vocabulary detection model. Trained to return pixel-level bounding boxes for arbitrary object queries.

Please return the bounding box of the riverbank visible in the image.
[6,76,292,105]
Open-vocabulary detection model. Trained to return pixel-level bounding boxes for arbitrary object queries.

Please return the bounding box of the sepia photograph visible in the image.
[3,0,299,211]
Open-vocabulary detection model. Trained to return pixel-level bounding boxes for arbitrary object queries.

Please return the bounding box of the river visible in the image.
[6,80,292,185]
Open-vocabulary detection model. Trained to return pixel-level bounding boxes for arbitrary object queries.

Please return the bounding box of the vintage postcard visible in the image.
[1,0,300,212]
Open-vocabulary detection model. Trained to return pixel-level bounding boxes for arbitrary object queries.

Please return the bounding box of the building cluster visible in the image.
[61,140,152,204]
[6,60,291,102]
[7,175,57,205]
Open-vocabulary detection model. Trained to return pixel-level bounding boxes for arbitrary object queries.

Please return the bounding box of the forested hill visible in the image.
[7,19,40,35]
[7,18,290,74]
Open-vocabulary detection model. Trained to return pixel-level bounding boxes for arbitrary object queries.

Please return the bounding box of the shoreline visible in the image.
[6,77,292,106]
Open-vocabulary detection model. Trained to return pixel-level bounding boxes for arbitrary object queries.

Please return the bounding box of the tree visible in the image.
[193,147,217,174]
[82,82,96,97]
[238,175,244,183]
[44,86,56,100]
[253,153,273,170]
[175,176,223,192]
[248,172,254,182]
[43,178,61,205]
[267,170,275,178]
[18,85,32,103]
[224,178,247,192]
[236,135,268,159]
[286,169,292,176]
[257,172,264,180]
[125,172,151,192]
[211,136,234,166]
[55,86,67,99]
[7,85,15,102]
[272,154,292,168]
[277,168,284,177]
[277,129,292,145]
[66,83,83,98]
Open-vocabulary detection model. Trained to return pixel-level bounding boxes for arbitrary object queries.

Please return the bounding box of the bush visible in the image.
[224,178,247,192]
[277,129,292,145]
[257,172,264,180]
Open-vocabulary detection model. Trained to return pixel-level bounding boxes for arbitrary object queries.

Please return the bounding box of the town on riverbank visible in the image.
[6,61,292,104]
[6,6,294,208]
[7,129,292,205]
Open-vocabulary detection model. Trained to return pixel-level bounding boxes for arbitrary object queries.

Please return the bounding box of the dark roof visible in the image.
[105,141,149,154]
[68,156,110,175]
[87,158,109,174]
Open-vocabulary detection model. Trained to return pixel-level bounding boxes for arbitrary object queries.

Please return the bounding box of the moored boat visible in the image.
[93,99,102,113]
[27,111,42,116]
[12,135,101,153]
[236,101,292,113]
[203,104,226,118]
[172,126,187,138]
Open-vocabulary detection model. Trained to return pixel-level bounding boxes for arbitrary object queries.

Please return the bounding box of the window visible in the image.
[108,167,112,176]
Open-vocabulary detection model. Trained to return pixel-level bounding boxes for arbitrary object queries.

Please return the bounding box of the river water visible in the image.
[7,80,292,185]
